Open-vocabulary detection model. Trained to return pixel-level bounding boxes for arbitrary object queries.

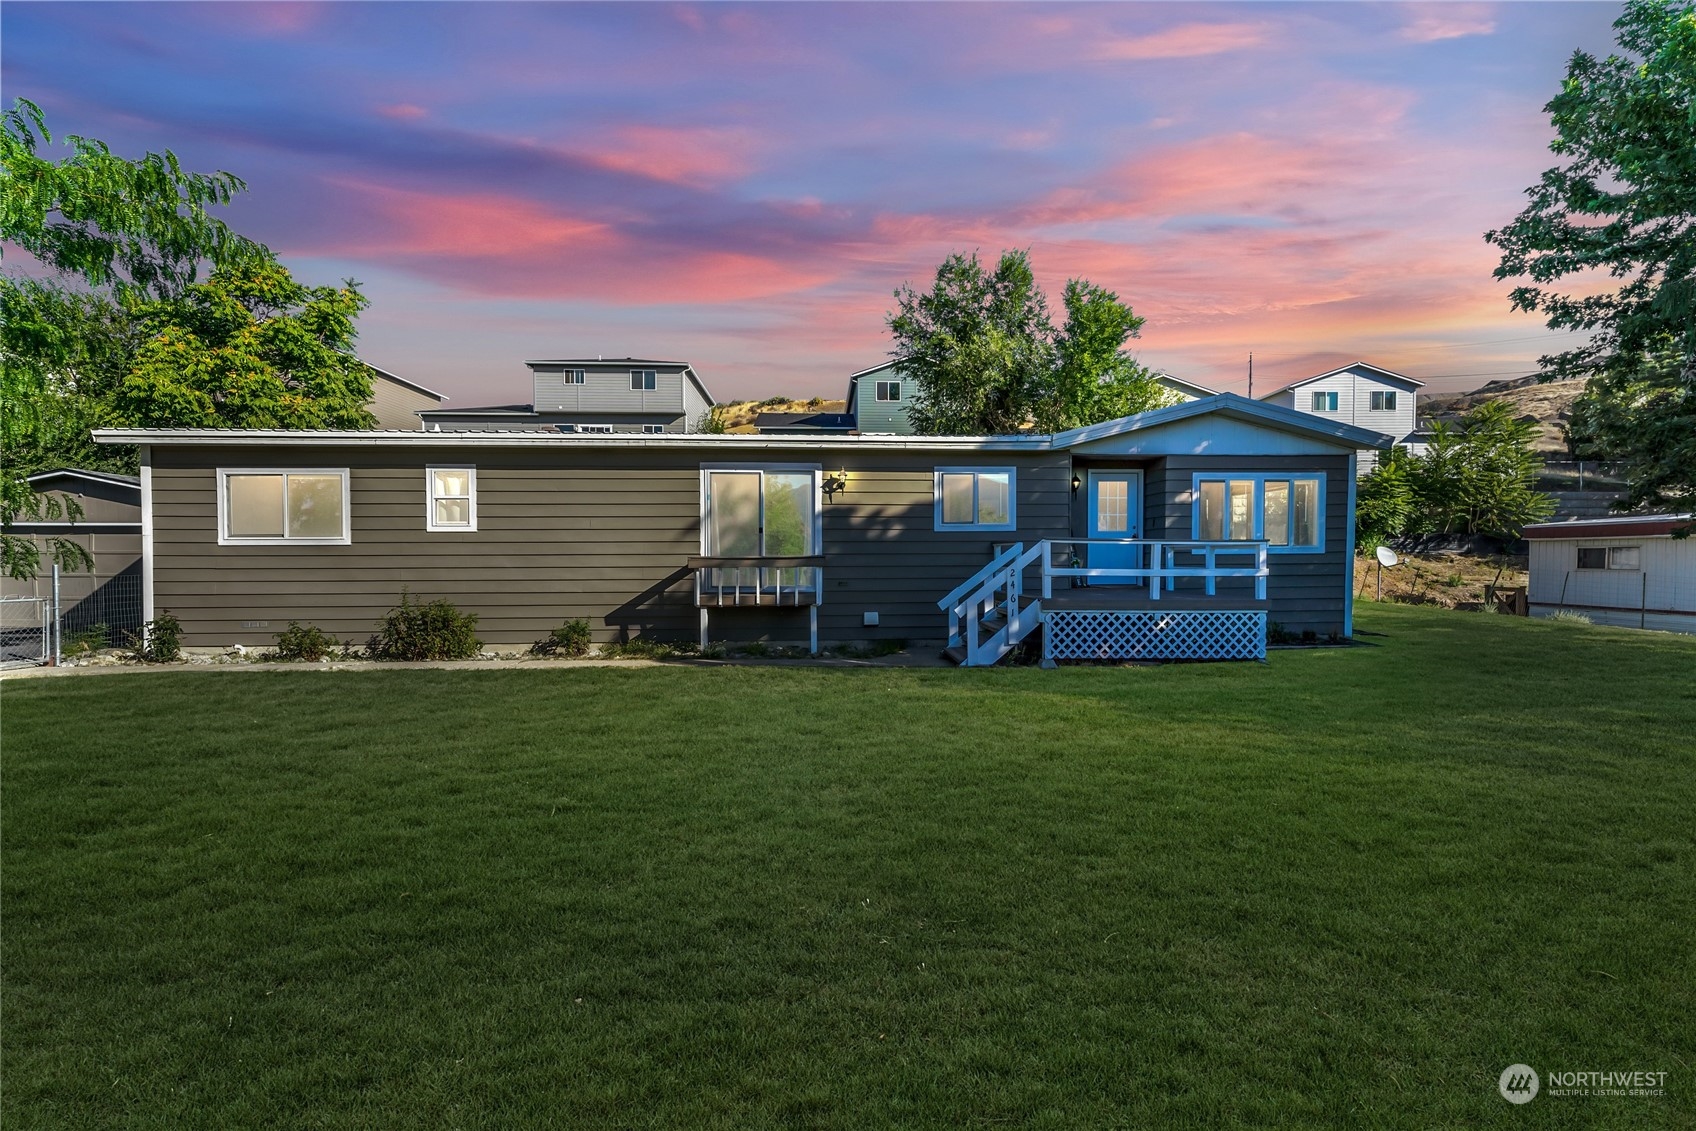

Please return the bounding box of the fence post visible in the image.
[50,563,61,666]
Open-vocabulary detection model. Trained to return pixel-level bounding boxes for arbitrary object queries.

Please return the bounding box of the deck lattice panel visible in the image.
[1045,609,1266,661]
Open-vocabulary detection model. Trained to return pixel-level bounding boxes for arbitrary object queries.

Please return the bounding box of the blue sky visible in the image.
[4,2,1625,406]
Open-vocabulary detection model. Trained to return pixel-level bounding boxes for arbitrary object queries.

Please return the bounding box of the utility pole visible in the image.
[1247,353,1253,399]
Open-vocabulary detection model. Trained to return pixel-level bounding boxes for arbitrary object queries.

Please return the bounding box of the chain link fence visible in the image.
[0,567,144,667]
[0,596,52,668]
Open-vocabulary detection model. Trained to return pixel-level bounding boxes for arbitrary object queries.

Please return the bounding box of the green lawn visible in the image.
[4,603,1693,1129]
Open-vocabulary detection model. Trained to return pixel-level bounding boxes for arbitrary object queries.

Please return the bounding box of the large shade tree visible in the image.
[1,99,376,579]
[887,250,1174,435]
[1485,0,1696,522]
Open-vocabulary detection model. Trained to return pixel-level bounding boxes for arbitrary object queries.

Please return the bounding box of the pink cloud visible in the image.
[376,103,428,121]
[306,180,833,303]
[1399,4,1496,44]
[1092,22,1271,61]
[198,2,323,36]
[577,124,758,188]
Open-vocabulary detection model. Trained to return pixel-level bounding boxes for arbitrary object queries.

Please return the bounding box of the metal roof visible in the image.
[93,393,1395,452]
[1523,513,1693,539]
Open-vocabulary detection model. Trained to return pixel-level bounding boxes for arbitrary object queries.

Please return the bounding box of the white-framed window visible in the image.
[642,424,667,434]
[875,380,902,402]
[1310,391,1339,412]
[562,368,586,384]
[577,424,615,434]
[631,369,657,391]
[426,466,476,532]
[933,468,1016,532]
[1578,545,1640,570]
[700,464,822,592]
[1192,473,1324,551]
[1370,390,1398,411]
[217,468,350,546]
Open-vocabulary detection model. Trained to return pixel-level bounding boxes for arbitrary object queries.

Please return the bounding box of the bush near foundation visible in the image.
[367,592,481,661]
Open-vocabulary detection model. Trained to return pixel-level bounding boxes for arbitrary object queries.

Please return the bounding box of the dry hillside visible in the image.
[1419,375,1587,454]
[715,398,847,434]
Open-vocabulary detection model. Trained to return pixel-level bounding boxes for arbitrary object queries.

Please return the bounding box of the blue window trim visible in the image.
[933,467,1017,532]
[1190,472,1327,553]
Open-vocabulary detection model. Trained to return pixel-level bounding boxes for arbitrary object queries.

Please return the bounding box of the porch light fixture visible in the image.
[1071,474,1081,494]
[823,470,849,499]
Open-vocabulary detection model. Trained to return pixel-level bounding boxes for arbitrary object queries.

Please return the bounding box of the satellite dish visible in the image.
[1375,546,1399,568]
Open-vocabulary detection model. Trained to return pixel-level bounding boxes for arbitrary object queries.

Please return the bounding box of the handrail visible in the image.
[936,542,1023,611]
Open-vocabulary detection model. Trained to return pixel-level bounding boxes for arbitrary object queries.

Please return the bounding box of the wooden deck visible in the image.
[1039,584,1268,611]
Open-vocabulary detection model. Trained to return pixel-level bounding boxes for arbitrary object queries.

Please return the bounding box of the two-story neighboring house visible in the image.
[419,358,715,433]
[835,361,1216,435]
[1256,362,1424,472]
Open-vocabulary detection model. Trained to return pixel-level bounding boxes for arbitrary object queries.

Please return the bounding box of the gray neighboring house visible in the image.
[1257,362,1426,472]
[419,358,714,434]
[98,394,1390,665]
[839,361,1219,436]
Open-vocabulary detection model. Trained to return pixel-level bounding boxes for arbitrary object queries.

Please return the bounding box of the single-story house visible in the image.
[95,394,1391,665]
[1524,513,1695,634]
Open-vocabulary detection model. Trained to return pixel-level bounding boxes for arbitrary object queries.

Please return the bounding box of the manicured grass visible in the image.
[4,603,1693,1128]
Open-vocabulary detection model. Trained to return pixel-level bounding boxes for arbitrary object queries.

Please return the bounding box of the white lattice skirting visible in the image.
[1045,610,1267,661]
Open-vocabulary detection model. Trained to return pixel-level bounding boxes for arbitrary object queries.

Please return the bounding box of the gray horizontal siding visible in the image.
[1145,454,1352,635]
[150,446,1068,647]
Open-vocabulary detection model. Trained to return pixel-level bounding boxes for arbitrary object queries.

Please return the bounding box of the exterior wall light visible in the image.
[1071,474,1081,494]
[823,470,849,499]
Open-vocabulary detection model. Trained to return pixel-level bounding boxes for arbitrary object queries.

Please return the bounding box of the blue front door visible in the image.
[1087,470,1142,585]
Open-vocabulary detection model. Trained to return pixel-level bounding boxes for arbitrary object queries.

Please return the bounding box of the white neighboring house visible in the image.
[1523,513,1696,635]
[1257,362,1424,473]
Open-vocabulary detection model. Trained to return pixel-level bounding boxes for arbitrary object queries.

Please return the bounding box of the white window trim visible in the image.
[933,467,1018,532]
[875,380,902,402]
[1311,391,1339,412]
[642,424,667,434]
[563,368,585,384]
[216,467,351,546]
[1190,472,1327,554]
[1370,390,1398,411]
[425,465,478,533]
[698,463,824,557]
[1578,544,1641,570]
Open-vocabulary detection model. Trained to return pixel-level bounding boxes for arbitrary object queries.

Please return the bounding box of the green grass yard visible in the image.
[4,603,1693,1128]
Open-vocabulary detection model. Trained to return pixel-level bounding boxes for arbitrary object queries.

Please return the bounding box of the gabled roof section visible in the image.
[367,364,446,402]
[1257,361,1424,400]
[525,357,716,406]
[1155,372,1219,399]
[1051,393,1395,450]
[844,358,907,405]
[27,468,142,490]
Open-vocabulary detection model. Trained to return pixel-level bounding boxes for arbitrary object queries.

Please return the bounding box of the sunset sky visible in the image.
[5,1,1625,408]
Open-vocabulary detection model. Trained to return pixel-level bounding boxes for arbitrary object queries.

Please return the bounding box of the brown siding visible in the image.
[151,446,1069,647]
[368,376,441,430]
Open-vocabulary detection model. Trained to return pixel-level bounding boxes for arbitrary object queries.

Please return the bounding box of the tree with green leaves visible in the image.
[1485,0,1695,522]
[1,99,377,578]
[117,258,375,430]
[887,250,1173,435]
[1355,401,1554,545]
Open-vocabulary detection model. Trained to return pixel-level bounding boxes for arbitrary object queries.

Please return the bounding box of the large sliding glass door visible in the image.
[704,468,819,593]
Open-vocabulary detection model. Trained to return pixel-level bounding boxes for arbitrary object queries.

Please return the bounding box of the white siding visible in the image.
[1528,536,1696,614]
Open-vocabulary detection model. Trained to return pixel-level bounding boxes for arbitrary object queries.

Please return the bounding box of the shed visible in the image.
[1523,513,1695,634]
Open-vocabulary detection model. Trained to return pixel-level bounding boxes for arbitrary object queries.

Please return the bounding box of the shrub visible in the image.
[1549,610,1593,624]
[532,619,592,657]
[598,638,697,659]
[758,395,789,407]
[267,621,343,662]
[125,612,182,663]
[63,622,111,656]
[367,591,481,661]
